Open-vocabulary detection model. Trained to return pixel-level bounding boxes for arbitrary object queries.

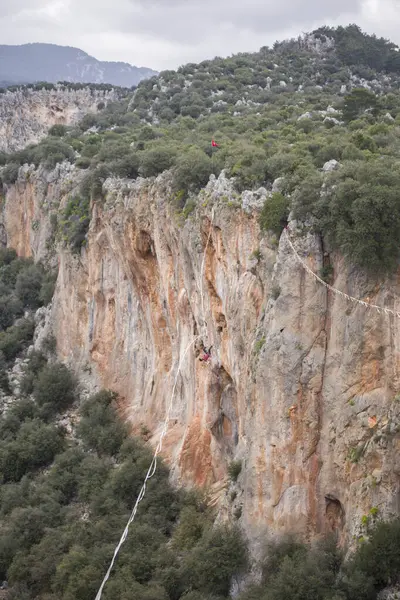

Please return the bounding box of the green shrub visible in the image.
[346,518,400,592]
[228,460,242,482]
[107,154,139,179]
[181,199,196,219]
[172,505,208,551]
[0,399,40,441]
[15,264,44,309]
[0,351,10,393]
[265,548,336,600]
[33,363,76,417]
[343,88,378,123]
[75,157,92,169]
[254,337,266,354]
[33,139,75,169]
[246,535,345,600]
[310,161,400,273]
[0,319,35,362]
[0,418,65,482]
[228,146,267,190]
[183,525,248,597]
[77,390,127,456]
[20,350,47,396]
[173,149,213,198]
[0,256,30,287]
[48,124,67,137]
[1,163,20,184]
[260,536,308,583]
[314,144,343,168]
[79,165,110,200]
[265,153,300,180]
[39,272,57,305]
[320,264,334,283]
[41,334,57,355]
[59,195,90,252]
[0,248,17,267]
[260,193,290,236]
[0,295,23,330]
[139,147,177,178]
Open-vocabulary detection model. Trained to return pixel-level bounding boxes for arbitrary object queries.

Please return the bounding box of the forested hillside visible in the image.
[3,25,400,273]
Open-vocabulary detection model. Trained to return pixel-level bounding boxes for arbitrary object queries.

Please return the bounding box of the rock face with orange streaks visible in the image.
[1,165,400,550]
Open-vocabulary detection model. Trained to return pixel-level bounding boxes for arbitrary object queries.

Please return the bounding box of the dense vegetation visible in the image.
[0,248,55,326]
[0,383,248,600]
[241,524,400,600]
[2,25,400,270]
[314,25,400,74]
[0,248,56,392]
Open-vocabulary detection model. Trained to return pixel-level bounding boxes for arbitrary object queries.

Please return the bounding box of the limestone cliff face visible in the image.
[0,87,119,153]
[2,166,399,550]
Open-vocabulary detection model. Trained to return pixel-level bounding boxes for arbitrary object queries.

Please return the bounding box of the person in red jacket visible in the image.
[199,346,212,362]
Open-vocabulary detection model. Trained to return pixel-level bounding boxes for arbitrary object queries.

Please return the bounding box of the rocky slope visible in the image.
[0,43,157,88]
[2,163,399,551]
[0,86,120,153]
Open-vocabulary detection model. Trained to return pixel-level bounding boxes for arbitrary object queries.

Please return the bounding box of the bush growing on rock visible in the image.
[1,163,20,184]
[345,518,400,592]
[59,195,91,252]
[0,351,10,393]
[107,154,139,179]
[228,460,242,482]
[38,272,57,306]
[48,124,67,137]
[173,149,213,200]
[304,160,400,273]
[181,525,248,597]
[79,165,110,200]
[260,192,290,236]
[20,350,48,396]
[237,531,400,600]
[0,248,17,268]
[0,419,66,482]
[139,146,177,178]
[342,88,379,123]
[0,254,56,333]
[77,390,128,456]
[227,145,268,191]
[15,264,45,310]
[0,295,23,330]
[33,363,77,418]
[32,139,75,169]
[0,319,35,362]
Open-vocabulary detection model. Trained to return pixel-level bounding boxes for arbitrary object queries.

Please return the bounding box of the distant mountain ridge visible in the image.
[0,43,157,88]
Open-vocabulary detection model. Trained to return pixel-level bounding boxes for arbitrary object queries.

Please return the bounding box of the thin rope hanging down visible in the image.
[199,207,215,340]
[283,228,400,319]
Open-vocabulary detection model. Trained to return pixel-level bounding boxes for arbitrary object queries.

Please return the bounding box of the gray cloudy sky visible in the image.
[1,0,400,70]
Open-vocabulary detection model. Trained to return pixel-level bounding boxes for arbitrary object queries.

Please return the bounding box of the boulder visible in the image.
[322,159,340,172]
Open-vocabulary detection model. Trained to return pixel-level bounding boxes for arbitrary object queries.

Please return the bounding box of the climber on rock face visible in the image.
[199,346,212,362]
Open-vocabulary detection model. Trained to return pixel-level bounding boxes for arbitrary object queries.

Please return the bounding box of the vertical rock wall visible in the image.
[2,167,399,549]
